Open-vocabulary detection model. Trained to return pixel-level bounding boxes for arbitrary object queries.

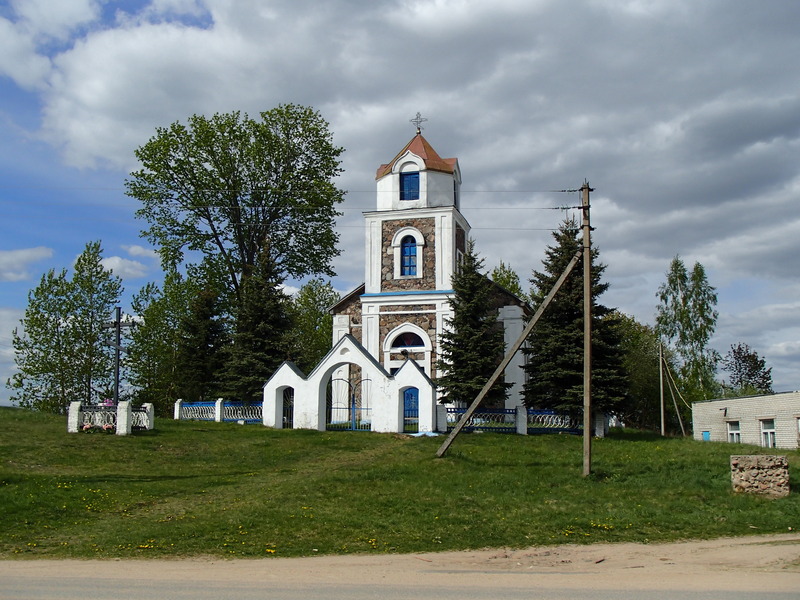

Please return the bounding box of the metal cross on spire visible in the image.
[410,112,427,134]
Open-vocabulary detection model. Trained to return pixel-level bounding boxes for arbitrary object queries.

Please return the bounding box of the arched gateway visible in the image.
[263,334,440,433]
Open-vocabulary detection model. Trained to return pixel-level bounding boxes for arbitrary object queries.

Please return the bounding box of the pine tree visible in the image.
[221,251,293,403]
[523,219,625,417]
[436,241,510,407]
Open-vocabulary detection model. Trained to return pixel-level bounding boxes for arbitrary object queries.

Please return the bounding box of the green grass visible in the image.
[2,406,799,559]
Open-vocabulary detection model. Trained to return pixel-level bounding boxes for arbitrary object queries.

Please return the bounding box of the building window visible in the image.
[400,235,417,276]
[727,421,741,443]
[400,172,419,201]
[391,332,425,348]
[761,418,776,448]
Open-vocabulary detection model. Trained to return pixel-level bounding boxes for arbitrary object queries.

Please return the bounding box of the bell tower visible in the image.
[348,116,470,378]
[331,115,527,407]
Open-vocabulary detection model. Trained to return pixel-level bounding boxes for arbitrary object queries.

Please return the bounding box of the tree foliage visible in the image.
[655,256,719,402]
[523,220,625,417]
[7,241,122,413]
[721,342,773,396]
[490,261,527,302]
[436,241,510,407]
[287,278,340,373]
[221,250,293,403]
[174,283,230,402]
[126,270,196,415]
[126,105,345,308]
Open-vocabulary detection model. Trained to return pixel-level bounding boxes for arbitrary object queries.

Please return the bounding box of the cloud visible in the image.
[0,18,51,90]
[123,245,159,260]
[0,247,53,281]
[100,256,148,279]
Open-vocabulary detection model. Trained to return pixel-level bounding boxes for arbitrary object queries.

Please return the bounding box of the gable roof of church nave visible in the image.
[375,133,457,180]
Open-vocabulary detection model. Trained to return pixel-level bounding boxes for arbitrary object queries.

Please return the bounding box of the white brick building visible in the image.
[691,391,800,450]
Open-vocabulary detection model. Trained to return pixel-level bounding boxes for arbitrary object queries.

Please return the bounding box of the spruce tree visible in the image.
[174,283,229,402]
[221,250,293,403]
[523,219,625,417]
[436,241,510,407]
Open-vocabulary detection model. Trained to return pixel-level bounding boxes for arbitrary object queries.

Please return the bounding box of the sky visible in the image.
[1,0,799,406]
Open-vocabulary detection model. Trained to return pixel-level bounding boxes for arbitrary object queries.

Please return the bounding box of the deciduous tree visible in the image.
[490,261,527,302]
[287,278,340,373]
[655,256,720,403]
[126,105,345,310]
[721,342,773,396]
[126,269,196,415]
[7,241,122,413]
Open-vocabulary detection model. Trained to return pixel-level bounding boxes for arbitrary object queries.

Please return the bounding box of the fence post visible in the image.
[142,403,155,430]
[215,398,224,422]
[117,401,132,436]
[436,405,448,432]
[516,405,527,435]
[174,399,183,420]
[67,401,82,433]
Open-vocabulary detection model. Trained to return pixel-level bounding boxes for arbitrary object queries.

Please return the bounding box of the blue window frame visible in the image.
[400,235,417,276]
[400,172,419,201]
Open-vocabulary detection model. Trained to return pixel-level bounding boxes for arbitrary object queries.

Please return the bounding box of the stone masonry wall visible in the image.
[730,455,790,498]
[382,217,436,292]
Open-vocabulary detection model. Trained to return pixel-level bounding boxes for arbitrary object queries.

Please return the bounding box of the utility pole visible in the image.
[659,341,665,436]
[436,247,584,459]
[581,181,593,478]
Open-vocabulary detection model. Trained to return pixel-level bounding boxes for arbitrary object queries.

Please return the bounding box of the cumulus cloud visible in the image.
[122,245,159,260]
[100,256,148,279]
[0,247,53,281]
[2,0,800,390]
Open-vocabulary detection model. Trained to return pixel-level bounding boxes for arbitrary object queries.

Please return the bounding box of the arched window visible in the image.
[400,235,417,276]
[391,332,425,348]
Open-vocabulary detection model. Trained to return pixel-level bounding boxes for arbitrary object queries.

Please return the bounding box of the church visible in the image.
[330,119,528,409]
[262,118,529,432]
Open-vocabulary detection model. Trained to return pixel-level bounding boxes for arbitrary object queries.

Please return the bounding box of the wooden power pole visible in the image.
[581,181,593,477]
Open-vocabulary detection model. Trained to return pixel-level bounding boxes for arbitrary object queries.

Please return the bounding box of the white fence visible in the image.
[174,398,263,424]
[67,401,154,436]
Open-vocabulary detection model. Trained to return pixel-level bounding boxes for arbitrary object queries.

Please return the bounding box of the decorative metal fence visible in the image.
[176,399,263,424]
[179,401,216,421]
[80,405,118,428]
[445,407,581,435]
[445,408,517,433]
[222,402,262,424]
[526,409,581,435]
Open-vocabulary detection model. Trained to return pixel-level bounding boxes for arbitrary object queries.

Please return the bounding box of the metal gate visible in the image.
[282,388,294,429]
[326,378,372,431]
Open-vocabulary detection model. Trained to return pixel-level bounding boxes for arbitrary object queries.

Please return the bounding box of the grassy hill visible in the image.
[1,406,798,559]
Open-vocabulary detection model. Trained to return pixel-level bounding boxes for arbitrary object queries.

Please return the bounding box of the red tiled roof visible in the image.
[375,133,457,179]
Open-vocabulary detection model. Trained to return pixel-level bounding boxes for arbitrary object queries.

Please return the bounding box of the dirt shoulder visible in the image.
[3,533,800,592]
